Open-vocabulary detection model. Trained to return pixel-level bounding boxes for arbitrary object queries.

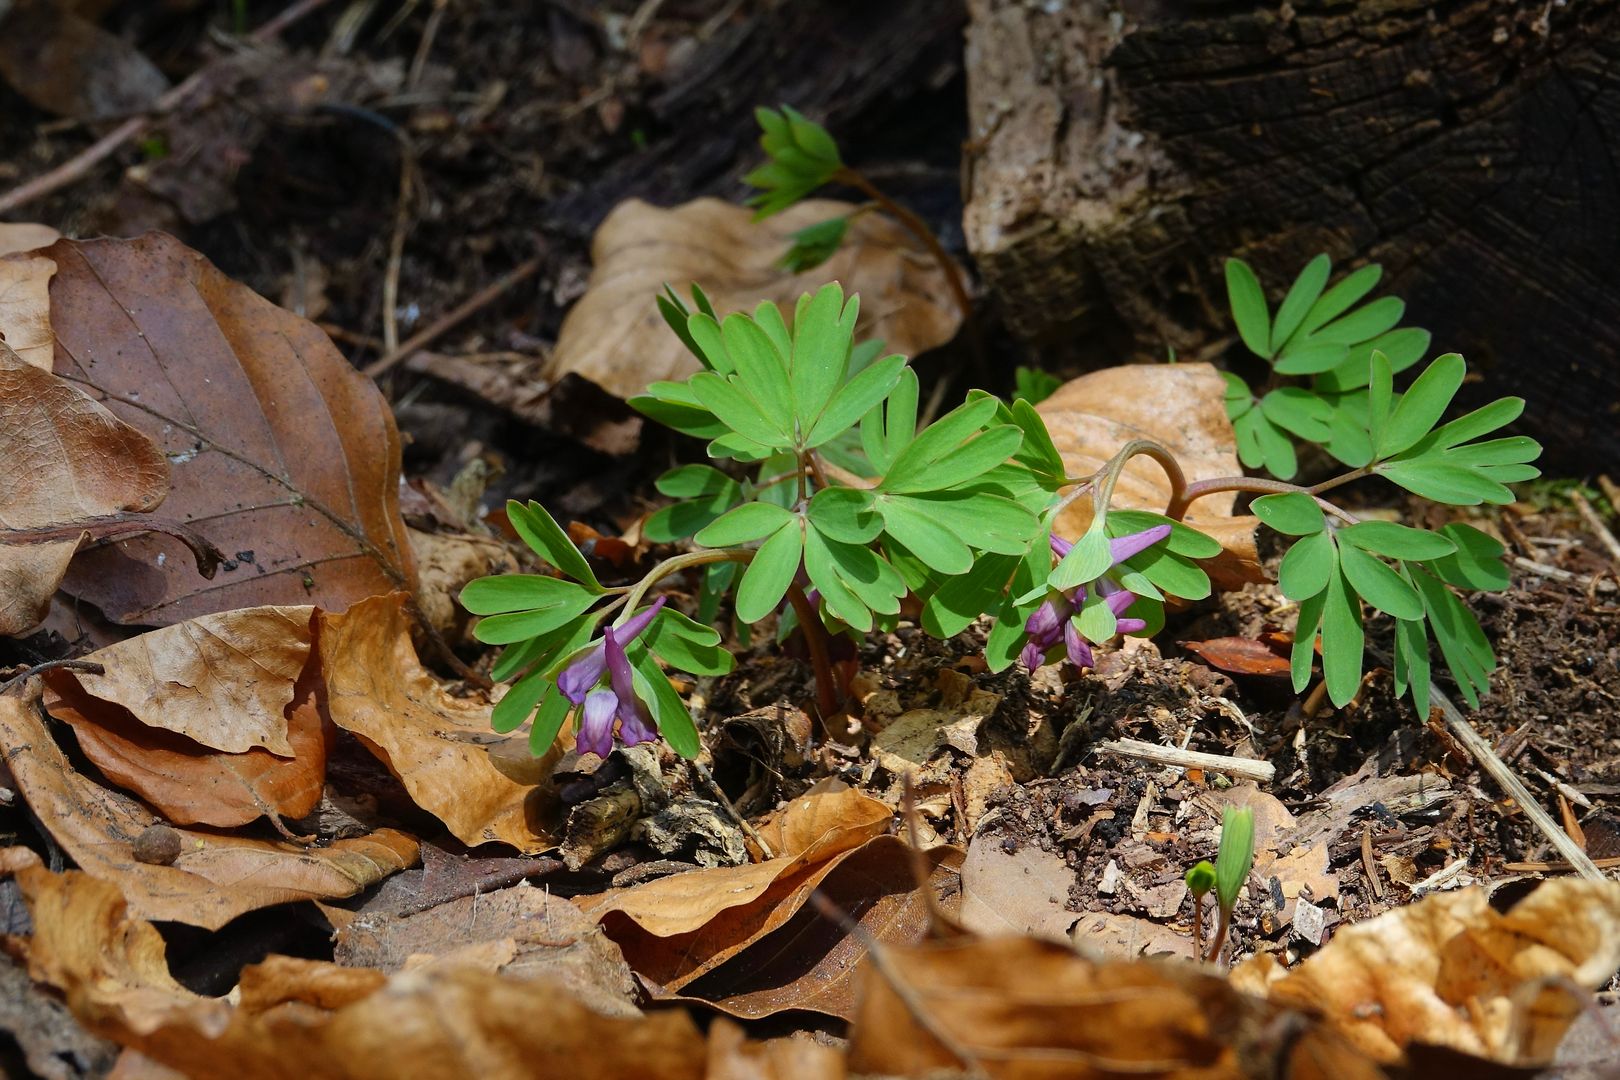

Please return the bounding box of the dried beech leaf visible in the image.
[0,691,414,929]
[0,251,57,368]
[42,651,327,828]
[0,342,169,636]
[547,197,962,400]
[45,234,415,625]
[8,859,709,1080]
[1037,363,1263,588]
[49,606,312,755]
[0,1,167,122]
[1180,637,1292,677]
[959,835,1078,943]
[319,593,561,853]
[577,786,892,990]
[0,222,61,257]
[1238,878,1620,1066]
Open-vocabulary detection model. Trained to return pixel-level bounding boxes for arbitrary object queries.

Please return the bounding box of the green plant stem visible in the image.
[618,548,753,618]
[1166,477,1361,526]
[834,167,972,323]
[786,583,839,720]
[1206,903,1233,965]
[1306,466,1373,496]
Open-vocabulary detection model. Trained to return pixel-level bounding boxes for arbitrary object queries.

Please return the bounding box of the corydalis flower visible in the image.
[1021,524,1171,673]
[560,597,665,757]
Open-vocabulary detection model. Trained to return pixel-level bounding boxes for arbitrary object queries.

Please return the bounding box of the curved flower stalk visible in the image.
[558,598,666,757]
[1021,525,1172,673]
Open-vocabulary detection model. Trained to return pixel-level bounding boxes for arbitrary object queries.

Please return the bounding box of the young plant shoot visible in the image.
[462,116,1538,776]
[1206,807,1256,964]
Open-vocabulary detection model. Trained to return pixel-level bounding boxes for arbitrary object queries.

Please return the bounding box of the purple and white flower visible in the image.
[1021,524,1171,673]
[559,597,665,757]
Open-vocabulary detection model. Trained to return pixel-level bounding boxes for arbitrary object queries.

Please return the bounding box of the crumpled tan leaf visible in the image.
[0,250,56,369]
[1038,363,1263,588]
[319,593,561,853]
[1233,877,1620,1066]
[47,606,312,756]
[0,690,414,929]
[0,342,169,636]
[547,197,963,401]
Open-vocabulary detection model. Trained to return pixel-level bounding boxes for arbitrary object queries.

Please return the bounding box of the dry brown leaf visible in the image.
[319,593,561,853]
[547,197,963,400]
[845,933,1387,1080]
[0,342,169,636]
[0,251,57,368]
[44,234,415,625]
[705,1019,846,1080]
[0,222,61,257]
[959,835,1078,943]
[0,0,167,121]
[681,838,963,1021]
[7,857,710,1080]
[407,526,519,644]
[48,606,312,755]
[42,650,327,828]
[578,785,892,989]
[0,691,414,929]
[1037,363,1263,588]
[1180,636,1292,677]
[1236,878,1620,1066]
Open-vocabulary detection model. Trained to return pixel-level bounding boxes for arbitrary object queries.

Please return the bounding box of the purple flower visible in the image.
[558,597,665,757]
[1020,524,1171,674]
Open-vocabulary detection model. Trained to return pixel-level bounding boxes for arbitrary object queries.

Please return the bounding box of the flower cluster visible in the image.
[558,598,666,757]
[1020,524,1172,673]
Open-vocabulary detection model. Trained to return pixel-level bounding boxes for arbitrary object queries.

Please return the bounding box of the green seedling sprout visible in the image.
[1205,807,1256,964]
[1183,860,1216,958]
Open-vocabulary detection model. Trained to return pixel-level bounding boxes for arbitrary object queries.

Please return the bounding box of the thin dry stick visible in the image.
[1431,683,1604,881]
[407,0,448,89]
[381,134,418,356]
[363,257,541,378]
[1572,490,1620,566]
[0,660,105,696]
[1096,738,1275,784]
[0,0,335,217]
[689,759,774,861]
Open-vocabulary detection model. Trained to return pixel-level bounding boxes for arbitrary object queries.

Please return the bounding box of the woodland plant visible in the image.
[461,114,1539,762]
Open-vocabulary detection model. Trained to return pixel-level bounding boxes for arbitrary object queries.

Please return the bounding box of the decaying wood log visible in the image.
[966,0,1620,469]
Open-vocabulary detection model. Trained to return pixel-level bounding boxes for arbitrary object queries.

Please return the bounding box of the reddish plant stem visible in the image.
[1206,904,1233,966]
[786,583,839,721]
[1166,477,1360,526]
[834,167,973,324]
[1191,895,1206,960]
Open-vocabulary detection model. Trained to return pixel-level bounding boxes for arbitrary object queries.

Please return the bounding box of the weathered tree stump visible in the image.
[966,0,1620,469]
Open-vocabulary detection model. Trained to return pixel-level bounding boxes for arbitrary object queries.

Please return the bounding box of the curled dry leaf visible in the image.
[0,690,414,929]
[43,234,415,625]
[577,784,892,990]
[41,648,327,829]
[47,606,312,756]
[547,197,963,401]
[1235,878,1620,1067]
[0,342,169,636]
[1037,363,1263,588]
[0,250,56,369]
[1180,636,1292,677]
[319,593,562,853]
[7,856,714,1080]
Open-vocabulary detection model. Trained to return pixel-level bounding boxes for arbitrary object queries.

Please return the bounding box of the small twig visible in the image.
[1512,556,1616,593]
[805,891,989,1079]
[689,758,774,861]
[1361,822,1385,901]
[407,0,448,89]
[1430,682,1603,881]
[0,0,335,217]
[5,515,226,579]
[1095,738,1275,784]
[1571,491,1620,567]
[381,133,418,356]
[786,584,839,722]
[364,257,541,379]
[0,661,105,697]
[1502,855,1620,873]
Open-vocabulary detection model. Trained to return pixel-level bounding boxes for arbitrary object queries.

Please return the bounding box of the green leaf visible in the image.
[507,500,601,591]
[1013,366,1062,405]
[656,464,734,499]
[694,501,794,547]
[1009,398,1065,480]
[905,489,1038,555]
[461,574,592,615]
[1311,295,1404,345]
[697,560,737,625]
[1426,397,1525,450]
[922,553,1019,638]
[1232,408,1264,469]
[1321,395,1375,468]
[805,353,906,448]
[686,313,733,374]
[1214,807,1255,912]
[1393,613,1431,716]
[755,298,793,360]
[1049,528,1113,590]
[780,217,849,272]
[1122,546,1211,601]
[1337,521,1456,561]
[734,521,803,622]
[1277,530,1335,601]
[1292,589,1325,693]
[1366,350,1393,455]
[1270,253,1331,352]
[1253,411,1298,480]
[1379,353,1465,457]
[877,496,972,574]
[1320,566,1365,707]
[631,651,700,759]
[1442,436,1542,467]
[1425,523,1510,591]
[1379,460,1513,506]
[1260,388,1333,441]
[1107,511,1223,559]
[721,313,793,431]
[1338,542,1423,620]
[803,528,871,631]
[1313,327,1431,392]
[1223,372,1255,421]
[1224,258,1272,358]
[491,668,551,733]
[528,685,572,756]
[888,425,1024,494]
[1273,340,1349,376]
[880,396,1001,492]
[1075,589,1118,641]
[807,486,882,543]
[473,590,599,644]
[1251,492,1325,536]
[1411,567,1494,707]
[492,612,600,683]
[707,432,775,463]
[790,283,855,427]
[643,608,734,676]
[1297,263,1382,338]
[688,371,790,448]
